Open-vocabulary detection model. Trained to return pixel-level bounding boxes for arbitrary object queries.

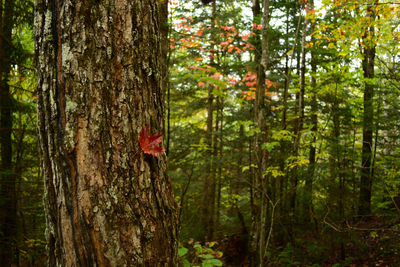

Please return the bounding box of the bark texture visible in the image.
[35,0,178,266]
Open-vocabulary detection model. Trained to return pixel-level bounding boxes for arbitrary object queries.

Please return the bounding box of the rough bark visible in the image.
[35,0,178,266]
[0,0,18,265]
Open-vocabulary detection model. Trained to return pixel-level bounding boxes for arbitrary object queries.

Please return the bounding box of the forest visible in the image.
[0,0,399,266]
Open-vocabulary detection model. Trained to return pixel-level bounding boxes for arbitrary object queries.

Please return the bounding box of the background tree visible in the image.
[359,1,376,216]
[0,0,39,265]
[0,0,17,264]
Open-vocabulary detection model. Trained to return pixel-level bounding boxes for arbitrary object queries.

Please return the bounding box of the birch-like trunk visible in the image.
[250,0,270,266]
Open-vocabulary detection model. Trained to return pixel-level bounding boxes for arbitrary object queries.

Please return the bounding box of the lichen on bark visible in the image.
[35,0,178,266]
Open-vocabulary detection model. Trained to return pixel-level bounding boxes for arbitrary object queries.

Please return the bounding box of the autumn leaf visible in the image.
[139,126,164,157]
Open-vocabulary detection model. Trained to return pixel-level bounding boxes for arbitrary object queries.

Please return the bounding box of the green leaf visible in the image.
[198,254,214,259]
[178,247,188,257]
[261,142,274,152]
[193,244,202,253]
[202,258,223,266]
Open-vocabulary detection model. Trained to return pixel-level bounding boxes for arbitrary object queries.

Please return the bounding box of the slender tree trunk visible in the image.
[359,3,376,217]
[303,0,317,225]
[0,0,18,265]
[160,0,170,156]
[278,3,290,222]
[289,5,307,244]
[35,1,178,265]
[331,82,347,260]
[351,126,357,215]
[249,1,261,260]
[201,82,215,239]
[215,97,223,235]
[250,0,270,266]
[201,0,217,241]
[206,93,219,241]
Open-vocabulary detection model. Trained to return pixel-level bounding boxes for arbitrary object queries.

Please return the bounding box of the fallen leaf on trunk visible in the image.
[139,126,164,157]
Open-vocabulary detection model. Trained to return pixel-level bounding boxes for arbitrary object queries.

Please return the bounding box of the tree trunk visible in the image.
[289,4,307,244]
[304,8,317,223]
[35,0,178,266]
[250,0,270,266]
[359,4,376,217]
[200,0,217,241]
[160,0,169,141]
[0,0,18,265]
[215,97,223,236]
[278,3,290,225]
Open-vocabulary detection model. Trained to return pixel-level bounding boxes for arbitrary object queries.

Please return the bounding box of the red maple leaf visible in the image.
[139,126,164,157]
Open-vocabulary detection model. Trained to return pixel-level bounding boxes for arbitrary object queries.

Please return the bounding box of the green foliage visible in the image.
[267,243,301,266]
[178,242,223,267]
[18,239,46,264]
[170,0,400,264]
[0,0,45,263]
[6,0,400,264]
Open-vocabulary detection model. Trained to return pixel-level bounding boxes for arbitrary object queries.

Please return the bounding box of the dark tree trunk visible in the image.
[278,3,290,224]
[0,0,17,265]
[35,0,178,265]
[160,0,169,140]
[304,4,317,223]
[200,0,217,241]
[216,98,224,232]
[201,82,215,240]
[288,5,307,244]
[359,4,376,217]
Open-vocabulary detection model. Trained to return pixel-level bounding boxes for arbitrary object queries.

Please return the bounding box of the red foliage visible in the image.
[139,126,164,157]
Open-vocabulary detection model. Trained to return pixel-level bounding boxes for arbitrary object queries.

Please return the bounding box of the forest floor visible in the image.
[342,217,400,267]
[217,216,400,266]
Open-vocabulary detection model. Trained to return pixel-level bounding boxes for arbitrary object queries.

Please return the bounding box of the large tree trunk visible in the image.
[0,0,18,265]
[35,0,178,266]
